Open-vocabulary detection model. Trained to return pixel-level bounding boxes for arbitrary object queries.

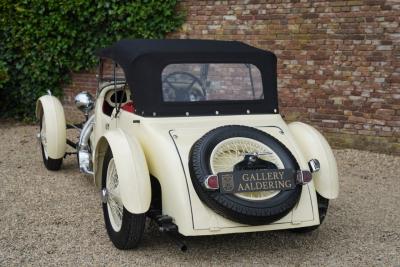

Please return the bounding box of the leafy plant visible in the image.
[0,0,183,120]
[0,61,8,89]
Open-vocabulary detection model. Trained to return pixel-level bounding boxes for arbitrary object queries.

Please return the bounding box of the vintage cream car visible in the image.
[36,39,339,250]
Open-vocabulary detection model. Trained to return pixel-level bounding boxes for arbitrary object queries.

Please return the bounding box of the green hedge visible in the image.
[0,60,8,89]
[0,0,183,120]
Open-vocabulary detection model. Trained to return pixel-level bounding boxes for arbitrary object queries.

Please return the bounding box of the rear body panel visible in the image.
[116,111,319,236]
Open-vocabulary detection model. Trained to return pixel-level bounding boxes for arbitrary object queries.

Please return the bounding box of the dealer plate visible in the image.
[217,169,296,194]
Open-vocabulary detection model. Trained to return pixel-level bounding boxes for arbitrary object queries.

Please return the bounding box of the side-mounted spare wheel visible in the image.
[189,125,302,225]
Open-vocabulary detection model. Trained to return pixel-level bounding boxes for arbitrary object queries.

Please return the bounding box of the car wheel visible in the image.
[102,147,146,249]
[39,114,63,171]
[291,193,329,233]
[189,125,302,225]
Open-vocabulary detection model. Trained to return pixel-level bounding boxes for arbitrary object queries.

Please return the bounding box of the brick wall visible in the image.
[63,0,400,154]
[64,71,97,122]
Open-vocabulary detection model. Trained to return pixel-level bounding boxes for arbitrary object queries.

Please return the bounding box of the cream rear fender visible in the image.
[94,129,151,214]
[288,122,339,199]
[35,95,66,159]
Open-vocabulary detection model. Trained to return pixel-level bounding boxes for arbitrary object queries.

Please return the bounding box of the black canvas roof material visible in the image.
[96,39,279,117]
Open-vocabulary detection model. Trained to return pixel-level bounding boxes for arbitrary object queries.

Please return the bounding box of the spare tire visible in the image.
[189,125,302,225]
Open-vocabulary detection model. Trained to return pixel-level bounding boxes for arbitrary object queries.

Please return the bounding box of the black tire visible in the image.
[39,115,63,171]
[291,193,329,233]
[102,147,146,249]
[189,125,302,225]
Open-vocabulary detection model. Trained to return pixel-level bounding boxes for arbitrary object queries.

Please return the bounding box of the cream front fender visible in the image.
[35,95,66,159]
[288,122,339,199]
[94,129,151,214]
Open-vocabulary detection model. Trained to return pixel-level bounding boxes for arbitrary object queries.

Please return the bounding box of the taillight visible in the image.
[204,175,219,190]
[297,170,312,184]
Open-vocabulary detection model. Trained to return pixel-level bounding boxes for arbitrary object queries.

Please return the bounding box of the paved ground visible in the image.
[0,124,399,266]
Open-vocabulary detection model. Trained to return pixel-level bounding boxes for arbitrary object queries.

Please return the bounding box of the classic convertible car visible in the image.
[36,39,339,250]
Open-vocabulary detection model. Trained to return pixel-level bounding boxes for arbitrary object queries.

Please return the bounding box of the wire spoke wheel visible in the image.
[106,158,123,232]
[210,137,284,201]
[40,115,48,159]
[101,148,146,250]
[38,113,63,171]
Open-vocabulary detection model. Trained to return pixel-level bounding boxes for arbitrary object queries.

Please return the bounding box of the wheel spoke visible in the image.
[210,137,284,201]
[108,189,122,206]
[106,158,123,232]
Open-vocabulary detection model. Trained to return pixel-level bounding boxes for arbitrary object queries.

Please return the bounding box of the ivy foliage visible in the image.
[0,0,183,120]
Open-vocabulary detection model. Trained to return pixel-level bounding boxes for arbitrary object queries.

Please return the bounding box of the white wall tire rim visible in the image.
[41,116,48,159]
[210,137,284,201]
[106,158,123,232]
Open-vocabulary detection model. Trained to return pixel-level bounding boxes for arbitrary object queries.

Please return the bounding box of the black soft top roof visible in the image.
[96,39,278,117]
[96,39,273,68]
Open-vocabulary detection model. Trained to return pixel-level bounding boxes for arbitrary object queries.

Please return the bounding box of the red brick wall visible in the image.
[63,71,97,122]
[63,0,400,154]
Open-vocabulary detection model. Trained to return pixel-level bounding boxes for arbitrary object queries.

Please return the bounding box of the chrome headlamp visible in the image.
[75,91,94,116]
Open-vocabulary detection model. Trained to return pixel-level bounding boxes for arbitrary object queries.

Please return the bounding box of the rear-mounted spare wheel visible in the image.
[189,125,302,225]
